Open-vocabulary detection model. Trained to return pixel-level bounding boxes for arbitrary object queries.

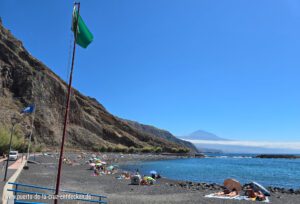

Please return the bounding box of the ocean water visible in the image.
[120,154,300,189]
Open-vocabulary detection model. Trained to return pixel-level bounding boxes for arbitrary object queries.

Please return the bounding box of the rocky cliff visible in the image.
[0,22,196,152]
[124,120,198,152]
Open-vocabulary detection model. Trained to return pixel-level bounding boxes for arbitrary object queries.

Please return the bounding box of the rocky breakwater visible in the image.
[167,181,300,195]
[168,181,223,192]
[256,154,300,159]
[268,187,300,195]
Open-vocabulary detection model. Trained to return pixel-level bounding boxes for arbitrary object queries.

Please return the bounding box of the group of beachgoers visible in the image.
[127,169,161,185]
[207,178,270,202]
[87,154,117,176]
[86,154,162,186]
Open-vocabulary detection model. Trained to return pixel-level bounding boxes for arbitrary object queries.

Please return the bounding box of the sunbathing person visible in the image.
[94,168,100,176]
[215,188,239,197]
[123,172,130,179]
[140,179,148,185]
[246,188,266,201]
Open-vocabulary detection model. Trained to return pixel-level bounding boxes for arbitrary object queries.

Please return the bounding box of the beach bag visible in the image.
[131,175,141,185]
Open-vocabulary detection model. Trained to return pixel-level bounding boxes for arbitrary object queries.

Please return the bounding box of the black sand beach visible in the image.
[15,153,300,204]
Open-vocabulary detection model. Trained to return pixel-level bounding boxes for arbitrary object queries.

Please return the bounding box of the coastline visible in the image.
[14,152,300,204]
[110,153,300,194]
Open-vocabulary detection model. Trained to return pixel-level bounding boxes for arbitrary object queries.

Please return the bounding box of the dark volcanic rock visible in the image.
[0,22,193,152]
[256,154,300,159]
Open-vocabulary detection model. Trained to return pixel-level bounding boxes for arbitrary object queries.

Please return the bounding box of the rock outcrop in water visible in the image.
[0,21,196,152]
[256,154,300,159]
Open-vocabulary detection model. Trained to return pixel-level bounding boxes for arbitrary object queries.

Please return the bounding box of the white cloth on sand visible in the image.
[205,194,270,203]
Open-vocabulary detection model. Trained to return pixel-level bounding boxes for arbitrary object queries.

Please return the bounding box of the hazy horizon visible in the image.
[184,139,300,154]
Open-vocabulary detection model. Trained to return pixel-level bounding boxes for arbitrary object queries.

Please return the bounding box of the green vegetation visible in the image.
[141,146,153,153]
[154,147,163,153]
[0,127,26,155]
[99,146,107,152]
[32,144,44,152]
[90,145,189,154]
[176,148,190,153]
[0,127,44,155]
[106,146,113,152]
[113,145,128,153]
[128,146,138,153]
[170,147,190,153]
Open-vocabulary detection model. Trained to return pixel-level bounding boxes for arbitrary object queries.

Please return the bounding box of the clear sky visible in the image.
[1,0,300,141]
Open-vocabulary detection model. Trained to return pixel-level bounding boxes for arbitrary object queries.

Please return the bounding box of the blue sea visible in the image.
[120,154,300,189]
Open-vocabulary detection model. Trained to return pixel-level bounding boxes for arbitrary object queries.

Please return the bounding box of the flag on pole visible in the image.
[21,104,35,114]
[72,6,93,48]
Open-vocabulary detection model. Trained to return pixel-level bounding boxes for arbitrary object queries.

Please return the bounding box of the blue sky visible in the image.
[1,0,300,141]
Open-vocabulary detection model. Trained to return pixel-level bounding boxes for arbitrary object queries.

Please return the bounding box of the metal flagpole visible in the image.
[54,2,80,204]
[25,105,36,168]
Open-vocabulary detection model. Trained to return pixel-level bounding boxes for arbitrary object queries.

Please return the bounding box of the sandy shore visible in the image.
[15,152,300,204]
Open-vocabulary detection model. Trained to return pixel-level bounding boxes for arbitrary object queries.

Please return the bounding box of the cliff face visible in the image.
[124,120,198,153]
[0,22,196,152]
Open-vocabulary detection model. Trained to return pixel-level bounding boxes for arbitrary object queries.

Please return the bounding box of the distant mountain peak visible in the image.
[180,130,228,141]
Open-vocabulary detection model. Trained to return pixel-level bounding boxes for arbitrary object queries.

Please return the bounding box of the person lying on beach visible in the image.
[140,176,155,185]
[214,188,239,197]
[246,188,266,201]
[140,179,148,185]
[94,168,100,176]
[124,172,131,179]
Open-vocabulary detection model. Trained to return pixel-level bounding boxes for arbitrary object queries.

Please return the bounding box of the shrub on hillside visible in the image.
[106,146,113,152]
[170,148,178,153]
[0,127,26,155]
[33,144,44,152]
[169,147,190,153]
[113,145,128,153]
[99,146,107,152]
[128,146,138,153]
[141,146,153,153]
[154,147,162,153]
[177,148,190,153]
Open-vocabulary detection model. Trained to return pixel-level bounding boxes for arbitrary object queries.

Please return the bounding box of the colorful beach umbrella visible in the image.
[107,165,114,171]
[150,170,157,175]
[224,178,242,193]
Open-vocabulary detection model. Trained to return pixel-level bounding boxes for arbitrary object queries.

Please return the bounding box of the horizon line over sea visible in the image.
[184,139,300,154]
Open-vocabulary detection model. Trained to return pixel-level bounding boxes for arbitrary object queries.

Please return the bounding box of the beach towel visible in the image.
[205,194,270,203]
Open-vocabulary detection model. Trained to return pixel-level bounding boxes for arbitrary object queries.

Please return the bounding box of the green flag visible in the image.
[72,7,93,48]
